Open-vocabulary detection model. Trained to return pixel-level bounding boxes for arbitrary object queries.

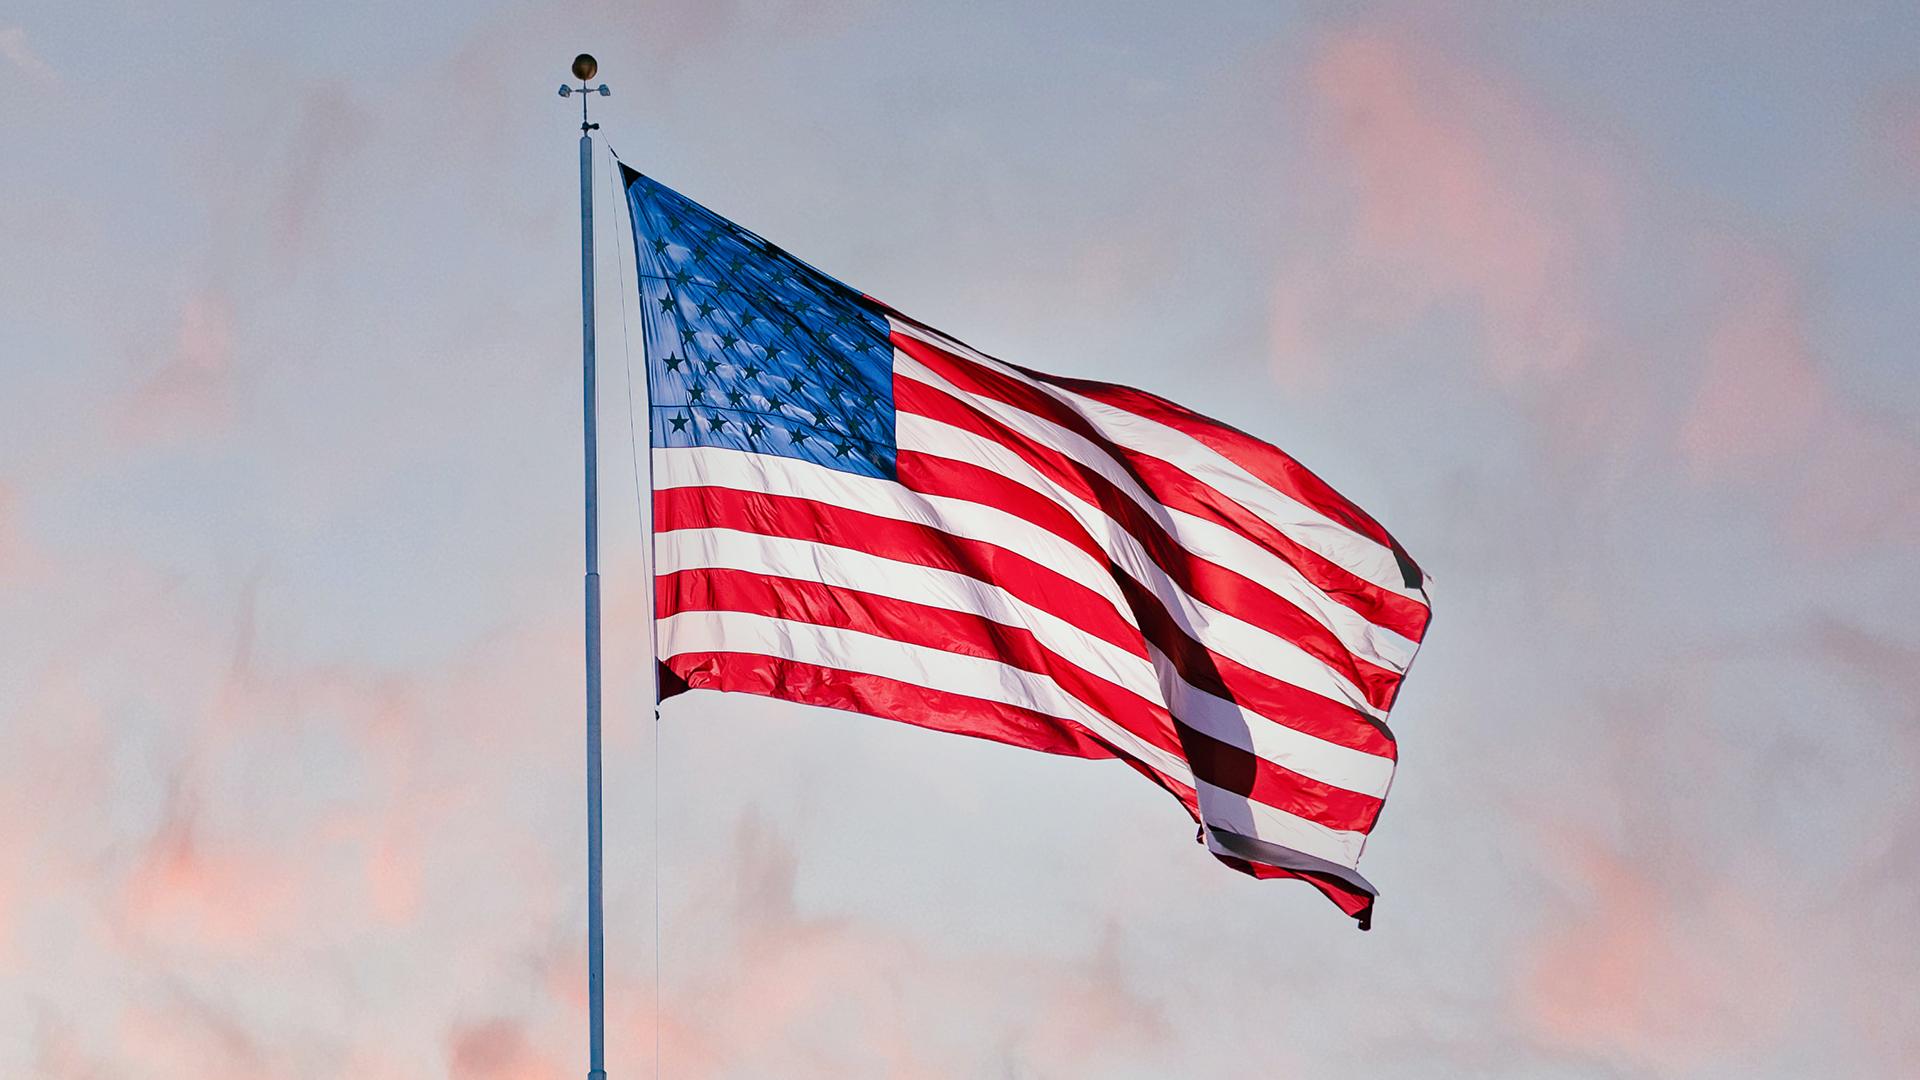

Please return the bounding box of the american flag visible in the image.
[622,165,1432,927]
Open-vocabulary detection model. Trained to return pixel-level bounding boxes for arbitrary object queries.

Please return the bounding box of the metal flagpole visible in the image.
[561,52,612,1080]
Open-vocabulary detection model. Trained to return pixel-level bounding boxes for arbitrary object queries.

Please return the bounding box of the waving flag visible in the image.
[623,164,1432,927]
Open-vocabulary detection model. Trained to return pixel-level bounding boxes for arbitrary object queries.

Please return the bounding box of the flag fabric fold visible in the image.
[622,164,1432,927]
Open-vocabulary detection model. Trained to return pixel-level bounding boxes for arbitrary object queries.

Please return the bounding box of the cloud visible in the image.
[1279,19,1920,555]
[447,1018,567,1080]
[32,1015,112,1080]
[272,85,374,259]
[0,481,31,583]
[106,79,373,447]
[587,813,1171,1080]
[1680,245,1920,550]
[0,25,56,85]
[2,557,587,1074]
[117,990,268,1080]
[1866,78,1920,192]
[1678,249,1825,476]
[433,812,1175,1080]
[0,666,113,964]
[117,289,237,444]
[118,773,305,954]
[1520,830,1792,1073]
[1279,26,1628,388]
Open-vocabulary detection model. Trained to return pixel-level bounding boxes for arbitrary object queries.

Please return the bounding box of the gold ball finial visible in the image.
[572,54,598,81]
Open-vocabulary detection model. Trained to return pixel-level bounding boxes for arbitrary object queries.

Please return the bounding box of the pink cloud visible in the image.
[0,566,588,1070]
[272,85,373,260]
[1678,250,1825,477]
[1786,412,1920,550]
[459,813,1174,1080]
[0,668,114,963]
[0,481,31,584]
[31,1017,111,1080]
[0,25,56,85]
[0,825,18,962]
[1283,27,1627,386]
[118,289,237,444]
[1265,266,1333,392]
[1283,22,1920,553]
[612,815,1167,1079]
[447,1018,568,1080]
[118,776,305,953]
[117,997,266,1080]
[1679,247,1920,550]
[1520,831,1793,1072]
[1866,79,1920,191]
[363,830,424,925]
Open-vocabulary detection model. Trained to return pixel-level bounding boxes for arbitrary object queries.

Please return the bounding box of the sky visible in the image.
[2,2,1919,1077]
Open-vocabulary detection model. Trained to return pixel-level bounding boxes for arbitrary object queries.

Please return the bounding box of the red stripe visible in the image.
[896,375,1406,713]
[1108,569,1397,759]
[1212,851,1376,924]
[895,453,1403,740]
[655,485,1145,660]
[1178,724,1383,835]
[665,649,1122,761]
[660,481,1396,758]
[659,565,1182,761]
[1036,372,1398,546]
[894,331,1431,644]
[896,449,1106,562]
[659,566,1385,832]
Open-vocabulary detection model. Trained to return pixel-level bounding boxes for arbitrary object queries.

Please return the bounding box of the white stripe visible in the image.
[1200,832,1371,891]
[1196,779,1366,869]
[895,357,1419,673]
[890,317,1420,601]
[653,446,1136,629]
[896,410,1390,720]
[659,608,1194,784]
[655,445,1398,797]
[1148,644,1393,797]
[658,527,1159,703]
[656,437,1403,695]
[1052,387,1417,600]
[658,519,1396,797]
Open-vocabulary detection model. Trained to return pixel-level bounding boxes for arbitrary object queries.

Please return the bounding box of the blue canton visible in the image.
[622,166,896,479]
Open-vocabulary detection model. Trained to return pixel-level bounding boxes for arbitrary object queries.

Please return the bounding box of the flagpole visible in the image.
[562,52,612,1080]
